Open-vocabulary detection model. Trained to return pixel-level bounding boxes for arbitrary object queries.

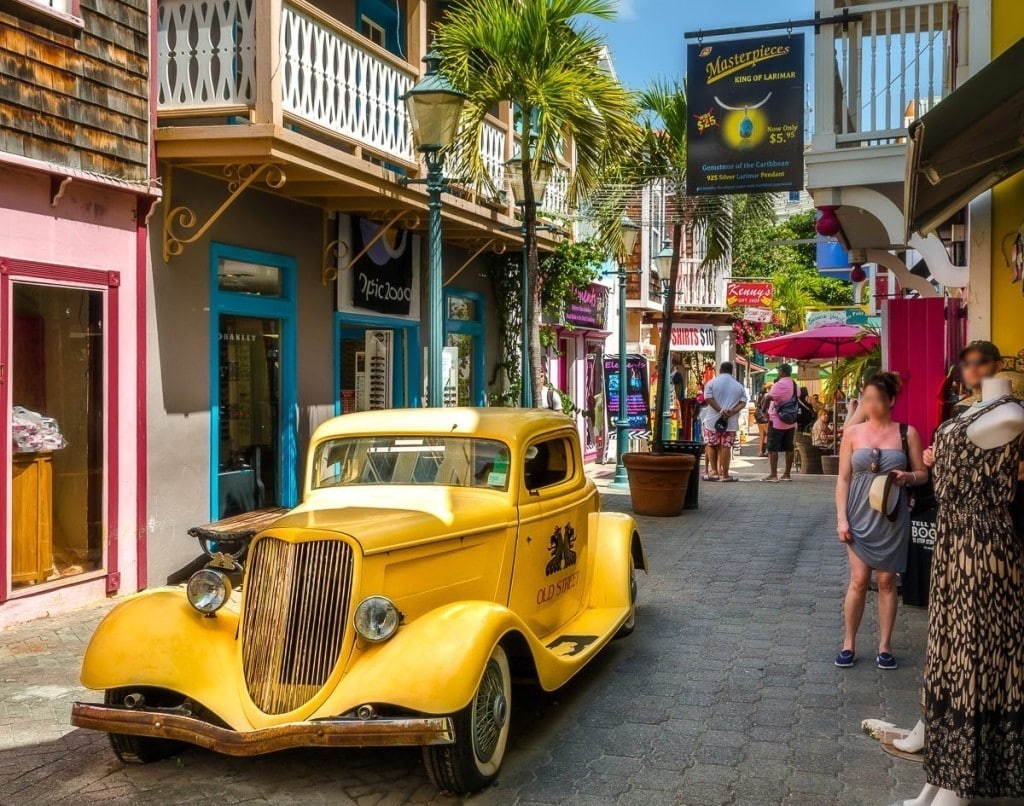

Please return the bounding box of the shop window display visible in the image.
[11,284,105,589]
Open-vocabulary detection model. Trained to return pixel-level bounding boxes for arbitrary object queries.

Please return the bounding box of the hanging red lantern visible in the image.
[850,262,867,283]
[816,205,841,237]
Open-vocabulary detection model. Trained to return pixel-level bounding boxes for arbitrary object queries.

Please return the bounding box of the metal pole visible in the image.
[519,212,532,408]
[608,264,630,489]
[425,148,445,407]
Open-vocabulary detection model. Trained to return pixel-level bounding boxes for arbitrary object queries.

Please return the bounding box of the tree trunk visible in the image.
[651,219,684,454]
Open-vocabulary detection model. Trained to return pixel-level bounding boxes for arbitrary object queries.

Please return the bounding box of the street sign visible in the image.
[686,34,805,195]
[725,281,774,308]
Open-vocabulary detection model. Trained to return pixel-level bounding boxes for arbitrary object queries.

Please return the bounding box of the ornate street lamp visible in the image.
[402,47,466,407]
[505,148,555,407]
[608,213,641,489]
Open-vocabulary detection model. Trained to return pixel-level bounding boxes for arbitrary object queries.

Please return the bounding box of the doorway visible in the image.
[210,244,297,519]
[2,263,117,600]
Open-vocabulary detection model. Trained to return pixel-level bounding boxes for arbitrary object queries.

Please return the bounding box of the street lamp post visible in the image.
[504,147,554,407]
[401,48,466,407]
[607,214,641,490]
[653,239,676,442]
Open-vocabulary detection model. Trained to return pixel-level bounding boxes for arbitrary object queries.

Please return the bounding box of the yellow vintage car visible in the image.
[71,408,645,794]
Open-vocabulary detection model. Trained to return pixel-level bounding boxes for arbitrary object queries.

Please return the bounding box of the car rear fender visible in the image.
[79,589,250,729]
[586,512,645,611]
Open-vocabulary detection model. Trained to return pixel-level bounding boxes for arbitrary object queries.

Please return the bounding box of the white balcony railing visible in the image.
[673,259,727,309]
[157,0,257,109]
[817,0,958,147]
[280,2,415,162]
[541,167,569,219]
[155,0,536,205]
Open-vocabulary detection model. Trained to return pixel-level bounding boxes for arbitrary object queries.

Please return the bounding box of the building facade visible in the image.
[144,0,571,583]
[0,0,157,623]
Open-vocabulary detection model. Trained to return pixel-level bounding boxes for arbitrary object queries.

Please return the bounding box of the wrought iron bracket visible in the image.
[162,164,287,262]
[329,210,422,280]
[445,238,507,288]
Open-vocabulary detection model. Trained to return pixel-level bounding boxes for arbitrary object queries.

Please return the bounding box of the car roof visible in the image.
[310,407,574,448]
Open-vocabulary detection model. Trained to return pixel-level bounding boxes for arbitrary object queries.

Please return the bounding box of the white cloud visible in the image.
[615,0,637,20]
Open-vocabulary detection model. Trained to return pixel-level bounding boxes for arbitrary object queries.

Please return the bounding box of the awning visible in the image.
[905,36,1024,238]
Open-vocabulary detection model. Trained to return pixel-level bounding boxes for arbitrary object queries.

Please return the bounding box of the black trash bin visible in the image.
[660,440,704,510]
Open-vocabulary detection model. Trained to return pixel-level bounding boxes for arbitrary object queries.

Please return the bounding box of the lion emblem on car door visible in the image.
[545,523,577,576]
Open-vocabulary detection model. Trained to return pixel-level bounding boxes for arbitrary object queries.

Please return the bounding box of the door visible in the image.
[3,269,115,599]
[211,245,297,519]
[508,432,596,639]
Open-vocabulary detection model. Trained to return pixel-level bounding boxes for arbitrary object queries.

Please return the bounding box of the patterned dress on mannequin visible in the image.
[925,396,1024,797]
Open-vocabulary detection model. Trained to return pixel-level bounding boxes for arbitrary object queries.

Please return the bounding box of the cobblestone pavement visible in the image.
[1,452,944,805]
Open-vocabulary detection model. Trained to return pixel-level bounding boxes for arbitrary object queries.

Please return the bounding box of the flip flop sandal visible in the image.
[759,477,780,483]
[720,476,739,482]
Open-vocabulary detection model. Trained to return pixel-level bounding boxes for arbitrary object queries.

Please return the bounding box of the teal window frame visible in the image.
[333,312,421,414]
[356,0,404,57]
[444,288,486,407]
[209,242,299,519]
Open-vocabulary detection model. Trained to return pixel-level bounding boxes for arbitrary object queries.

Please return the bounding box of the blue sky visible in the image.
[595,0,813,90]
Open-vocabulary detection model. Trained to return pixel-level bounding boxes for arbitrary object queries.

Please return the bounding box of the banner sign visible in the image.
[743,306,774,323]
[351,216,414,315]
[725,281,774,309]
[805,308,871,329]
[603,354,650,430]
[669,323,717,352]
[686,34,805,195]
[564,283,609,330]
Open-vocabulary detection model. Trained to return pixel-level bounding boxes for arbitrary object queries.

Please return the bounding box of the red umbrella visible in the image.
[752,324,880,452]
[752,324,880,361]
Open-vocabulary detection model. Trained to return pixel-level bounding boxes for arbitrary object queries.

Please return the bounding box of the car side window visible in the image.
[524,437,574,491]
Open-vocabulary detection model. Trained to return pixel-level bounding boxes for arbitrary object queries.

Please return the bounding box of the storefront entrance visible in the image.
[210,244,297,519]
[2,264,117,599]
[335,314,420,413]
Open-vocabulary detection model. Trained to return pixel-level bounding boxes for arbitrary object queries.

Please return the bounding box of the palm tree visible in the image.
[435,0,638,406]
[590,81,774,451]
[612,80,771,451]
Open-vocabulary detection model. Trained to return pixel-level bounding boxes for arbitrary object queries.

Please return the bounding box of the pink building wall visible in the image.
[0,162,149,626]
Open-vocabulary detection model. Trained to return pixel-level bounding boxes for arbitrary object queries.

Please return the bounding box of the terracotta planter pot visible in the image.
[821,454,840,475]
[622,452,696,517]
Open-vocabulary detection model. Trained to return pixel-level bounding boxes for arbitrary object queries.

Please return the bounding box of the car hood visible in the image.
[267,486,517,554]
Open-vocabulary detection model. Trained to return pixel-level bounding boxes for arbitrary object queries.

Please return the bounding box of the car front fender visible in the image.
[313,601,534,719]
[79,589,250,729]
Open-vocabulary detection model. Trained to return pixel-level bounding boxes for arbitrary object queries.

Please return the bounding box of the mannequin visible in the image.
[901,377,1024,806]
[965,378,1024,447]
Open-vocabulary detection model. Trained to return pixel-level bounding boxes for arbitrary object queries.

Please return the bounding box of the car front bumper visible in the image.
[70,702,455,755]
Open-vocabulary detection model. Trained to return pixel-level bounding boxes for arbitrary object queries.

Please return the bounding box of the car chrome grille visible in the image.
[241,537,354,715]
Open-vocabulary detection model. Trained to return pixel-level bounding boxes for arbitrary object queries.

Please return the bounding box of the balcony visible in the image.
[154,0,568,241]
[809,0,963,195]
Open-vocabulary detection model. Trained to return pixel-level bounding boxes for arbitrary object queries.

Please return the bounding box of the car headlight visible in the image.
[353,596,401,643]
[186,568,232,615]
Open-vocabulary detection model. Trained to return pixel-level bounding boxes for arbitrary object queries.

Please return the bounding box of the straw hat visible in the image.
[868,472,901,521]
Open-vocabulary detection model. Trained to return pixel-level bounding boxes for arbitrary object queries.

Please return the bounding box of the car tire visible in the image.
[104,687,187,764]
[614,555,637,639]
[423,644,511,794]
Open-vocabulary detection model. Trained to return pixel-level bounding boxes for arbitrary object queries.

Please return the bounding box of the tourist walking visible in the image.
[834,373,926,670]
[763,364,799,482]
[699,362,748,482]
[754,382,771,457]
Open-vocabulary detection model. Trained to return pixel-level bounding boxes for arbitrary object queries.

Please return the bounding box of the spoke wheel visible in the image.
[423,644,511,794]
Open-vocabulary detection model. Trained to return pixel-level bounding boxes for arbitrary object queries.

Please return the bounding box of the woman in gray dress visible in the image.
[834,373,927,670]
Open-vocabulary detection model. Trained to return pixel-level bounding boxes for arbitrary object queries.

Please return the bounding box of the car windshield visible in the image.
[312,436,512,491]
